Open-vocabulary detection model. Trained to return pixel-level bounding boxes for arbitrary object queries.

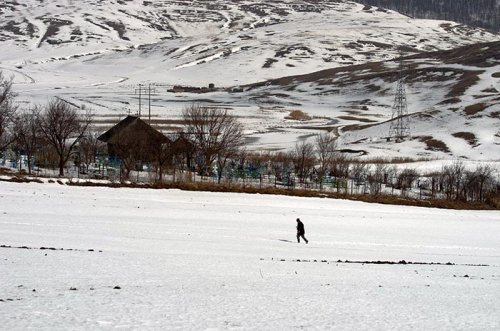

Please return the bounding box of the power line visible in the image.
[134,84,157,124]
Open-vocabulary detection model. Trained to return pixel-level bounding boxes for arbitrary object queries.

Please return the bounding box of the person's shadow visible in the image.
[278,239,294,243]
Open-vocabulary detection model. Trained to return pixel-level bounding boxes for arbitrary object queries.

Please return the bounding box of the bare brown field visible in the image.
[448,71,482,98]
[438,97,461,105]
[341,123,375,132]
[452,132,478,146]
[464,103,487,116]
[418,136,450,153]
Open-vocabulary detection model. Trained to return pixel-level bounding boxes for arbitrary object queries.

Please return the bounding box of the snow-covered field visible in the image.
[1,181,499,330]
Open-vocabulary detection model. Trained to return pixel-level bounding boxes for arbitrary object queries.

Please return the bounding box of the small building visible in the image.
[98,116,171,164]
[171,133,196,170]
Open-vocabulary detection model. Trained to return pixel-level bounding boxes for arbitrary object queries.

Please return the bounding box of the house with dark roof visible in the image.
[98,116,171,165]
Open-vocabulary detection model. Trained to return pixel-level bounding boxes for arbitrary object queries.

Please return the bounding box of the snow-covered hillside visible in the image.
[241,41,500,159]
[0,0,499,159]
[2,0,496,81]
[1,181,499,329]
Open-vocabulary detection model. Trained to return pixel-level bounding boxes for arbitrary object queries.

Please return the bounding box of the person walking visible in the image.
[296,218,308,244]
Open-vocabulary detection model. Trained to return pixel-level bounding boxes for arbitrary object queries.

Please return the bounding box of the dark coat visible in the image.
[296,220,305,235]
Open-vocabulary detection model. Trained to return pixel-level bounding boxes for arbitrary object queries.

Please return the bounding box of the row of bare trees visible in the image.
[221,151,498,204]
[432,161,497,203]
[1,73,93,176]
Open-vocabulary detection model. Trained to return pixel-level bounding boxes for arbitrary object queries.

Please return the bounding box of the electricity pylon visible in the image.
[389,55,410,141]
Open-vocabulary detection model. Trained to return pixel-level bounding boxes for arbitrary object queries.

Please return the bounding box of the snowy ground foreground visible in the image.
[1,182,499,330]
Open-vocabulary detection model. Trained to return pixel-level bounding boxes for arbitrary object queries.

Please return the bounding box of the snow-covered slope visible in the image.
[2,0,496,84]
[241,41,500,160]
[1,0,499,159]
[1,181,499,330]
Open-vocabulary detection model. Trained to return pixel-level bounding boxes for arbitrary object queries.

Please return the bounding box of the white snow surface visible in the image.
[1,181,499,330]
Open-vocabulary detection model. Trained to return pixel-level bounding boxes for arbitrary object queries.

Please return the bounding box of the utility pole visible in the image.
[134,84,156,123]
[389,53,410,141]
[148,83,153,124]
[134,84,143,117]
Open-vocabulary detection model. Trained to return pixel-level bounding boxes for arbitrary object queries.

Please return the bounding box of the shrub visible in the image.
[285,110,312,121]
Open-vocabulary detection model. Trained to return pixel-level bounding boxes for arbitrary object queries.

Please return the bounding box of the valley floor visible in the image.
[0,182,499,330]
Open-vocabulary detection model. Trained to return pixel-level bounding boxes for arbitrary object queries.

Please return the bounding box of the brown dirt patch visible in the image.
[341,124,375,132]
[464,103,487,116]
[438,98,461,105]
[481,87,498,93]
[418,136,450,153]
[38,19,72,47]
[452,132,478,146]
[492,72,500,78]
[447,71,483,98]
[338,116,377,123]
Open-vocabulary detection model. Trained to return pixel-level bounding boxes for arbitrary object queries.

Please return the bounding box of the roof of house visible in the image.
[172,134,195,151]
[98,116,170,145]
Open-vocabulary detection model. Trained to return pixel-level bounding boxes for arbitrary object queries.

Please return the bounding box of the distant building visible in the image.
[98,116,196,172]
[98,116,171,164]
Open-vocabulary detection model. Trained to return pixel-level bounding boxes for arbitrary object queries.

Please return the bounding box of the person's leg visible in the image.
[297,233,300,243]
[301,234,308,244]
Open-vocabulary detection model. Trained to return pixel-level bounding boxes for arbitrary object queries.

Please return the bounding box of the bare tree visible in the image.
[215,135,243,184]
[397,168,419,196]
[349,162,368,194]
[0,72,17,151]
[331,155,351,194]
[474,165,495,202]
[293,140,315,185]
[269,151,294,186]
[150,138,172,182]
[112,136,139,181]
[78,130,106,175]
[170,133,196,181]
[315,132,337,190]
[464,164,495,203]
[441,164,455,200]
[13,106,42,175]
[367,163,387,195]
[39,99,92,176]
[451,160,466,200]
[182,104,243,177]
[441,160,465,200]
[109,129,153,181]
[426,171,441,198]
